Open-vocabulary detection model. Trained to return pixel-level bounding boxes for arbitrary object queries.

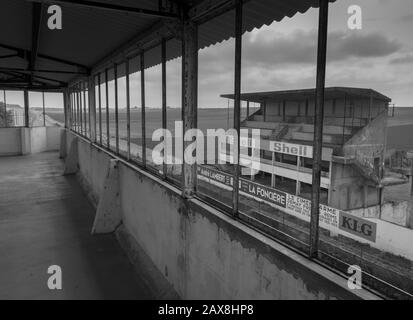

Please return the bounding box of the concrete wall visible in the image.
[0,127,22,156]
[0,126,61,156]
[65,130,377,300]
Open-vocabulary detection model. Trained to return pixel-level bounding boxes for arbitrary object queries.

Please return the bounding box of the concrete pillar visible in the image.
[182,18,198,198]
[88,76,96,143]
[92,159,122,234]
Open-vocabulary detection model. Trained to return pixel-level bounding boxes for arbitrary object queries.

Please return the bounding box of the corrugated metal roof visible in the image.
[0,0,335,89]
[221,87,392,103]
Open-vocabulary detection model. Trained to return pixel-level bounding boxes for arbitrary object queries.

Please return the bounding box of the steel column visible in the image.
[105,69,110,148]
[232,0,242,216]
[42,91,45,126]
[162,39,167,177]
[98,73,102,144]
[309,0,329,258]
[141,53,146,167]
[125,59,131,160]
[3,90,7,127]
[114,64,119,154]
[24,90,29,127]
[88,75,96,142]
[182,17,198,198]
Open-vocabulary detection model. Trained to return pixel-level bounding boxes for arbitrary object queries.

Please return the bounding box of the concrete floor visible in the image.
[0,151,153,299]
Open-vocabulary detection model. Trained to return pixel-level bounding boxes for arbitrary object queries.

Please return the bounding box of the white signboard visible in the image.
[269,141,313,158]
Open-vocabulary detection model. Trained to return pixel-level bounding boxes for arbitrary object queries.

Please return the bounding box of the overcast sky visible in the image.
[3,0,413,109]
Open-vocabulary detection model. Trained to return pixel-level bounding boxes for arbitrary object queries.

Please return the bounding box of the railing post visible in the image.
[63,88,70,129]
[232,0,242,216]
[140,53,146,167]
[24,89,29,127]
[309,0,329,259]
[182,15,198,198]
[105,69,110,149]
[114,63,119,154]
[88,75,96,142]
[125,58,131,160]
[161,38,167,178]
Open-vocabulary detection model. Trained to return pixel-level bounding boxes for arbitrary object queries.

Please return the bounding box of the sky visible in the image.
[2,0,413,109]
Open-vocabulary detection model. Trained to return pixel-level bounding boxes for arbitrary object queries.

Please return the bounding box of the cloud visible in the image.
[390,54,413,64]
[198,30,401,72]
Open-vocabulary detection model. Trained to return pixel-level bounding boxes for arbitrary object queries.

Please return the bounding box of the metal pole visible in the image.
[246,100,249,120]
[182,17,198,198]
[114,63,119,154]
[83,82,88,136]
[342,93,347,144]
[141,53,146,167]
[79,83,83,135]
[162,38,167,177]
[105,69,110,149]
[309,0,329,258]
[3,90,7,127]
[24,90,29,127]
[232,0,242,216]
[98,73,102,144]
[126,59,131,160]
[88,75,96,142]
[42,91,46,126]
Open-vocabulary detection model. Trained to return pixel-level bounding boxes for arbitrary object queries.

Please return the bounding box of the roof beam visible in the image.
[28,0,180,19]
[29,2,43,84]
[0,67,87,75]
[0,43,89,71]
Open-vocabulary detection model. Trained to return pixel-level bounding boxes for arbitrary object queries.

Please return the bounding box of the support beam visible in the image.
[125,59,131,160]
[29,2,43,84]
[29,0,180,19]
[232,0,242,216]
[161,38,167,177]
[42,91,45,126]
[88,76,96,142]
[105,69,110,149]
[63,88,70,129]
[0,67,87,75]
[0,43,89,71]
[181,18,198,198]
[114,64,119,154]
[309,0,329,259]
[24,90,29,127]
[98,73,102,144]
[141,53,146,167]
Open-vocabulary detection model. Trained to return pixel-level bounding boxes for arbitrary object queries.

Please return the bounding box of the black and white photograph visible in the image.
[0,0,413,305]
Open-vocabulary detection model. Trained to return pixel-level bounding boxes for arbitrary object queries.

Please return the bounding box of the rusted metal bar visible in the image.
[232,0,242,216]
[105,69,110,149]
[182,17,198,198]
[309,0,329,259]
[3,90,7,127]
[98,73,102,144]
[114,64,119,154]
[88,75,96,142]
[78,84,83,134]
[83,82,88,136]
[162,38,167,178]
[125,59,131,161]
[24,90,29,127]
[141,53,146,167]
[42,91,45,126]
